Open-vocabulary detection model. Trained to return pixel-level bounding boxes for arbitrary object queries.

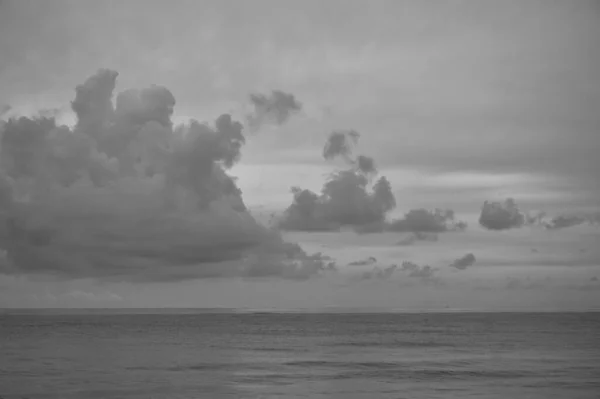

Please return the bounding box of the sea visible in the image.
[1,310,599,398]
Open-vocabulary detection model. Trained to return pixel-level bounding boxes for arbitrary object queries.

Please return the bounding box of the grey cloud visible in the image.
[484,201,600,231]
[115,86,176,128]
[247,90,302,130]
[348,256,377,266]
[396,232,439,246]
[360,264,397,280]
[278,131,396,232]
[71,68,119,139]
[0,116,57,178]
[548,212,600,229]
[0,69,331,282]
[322,130,360,161]
[449,253,476,270]
[388,208,467,233]
[400,261,438,279]
[355,155,377,175]
[479,198,525,230]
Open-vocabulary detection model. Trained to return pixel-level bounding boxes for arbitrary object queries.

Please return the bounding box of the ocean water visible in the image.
[1,311,599,398]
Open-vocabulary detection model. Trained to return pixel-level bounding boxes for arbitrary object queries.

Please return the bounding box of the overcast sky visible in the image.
[0,0,599,309]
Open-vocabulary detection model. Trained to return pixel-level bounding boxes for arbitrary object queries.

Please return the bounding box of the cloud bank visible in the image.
[0,69,330,282]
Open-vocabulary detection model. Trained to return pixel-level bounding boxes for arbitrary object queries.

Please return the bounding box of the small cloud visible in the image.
[449,253,476,270]
[400,261,438,279]
[388,208,466,233]
[591,276,598,282]
[360,264,397,280]
[479,198,525,230]
[396,232,439,246]
[544,215,587,230]
[355,155,377,175]
[348,256,377,266]
[247,90,302,130]
[322,130,360,161]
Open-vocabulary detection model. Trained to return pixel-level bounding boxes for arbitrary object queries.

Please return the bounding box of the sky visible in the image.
[0,0,599,310]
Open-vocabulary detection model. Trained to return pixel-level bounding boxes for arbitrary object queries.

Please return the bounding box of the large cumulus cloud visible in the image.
[0,69,330,282]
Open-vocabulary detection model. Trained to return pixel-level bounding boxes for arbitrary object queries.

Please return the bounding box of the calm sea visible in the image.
[1,311,599,398]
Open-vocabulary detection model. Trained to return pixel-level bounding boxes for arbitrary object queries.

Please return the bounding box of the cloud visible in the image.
[355,155,377,175]
[396,232,439,246]
[388,208,467,233]
[479,198,525,230]
[536,211,600,230]
[348,256,377,266]
[71,68,120,138]
[0,69,331,282]
[278,130,396,232]
[449,253,476,270]
[399,261,438,279]
[322,130,360,161]
[544,214,588,230]
[247,90,302,130]
[359,264,397,280]
[482,200,600,231]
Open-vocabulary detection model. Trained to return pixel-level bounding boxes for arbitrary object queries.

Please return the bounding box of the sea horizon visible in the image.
[2,306,600,315]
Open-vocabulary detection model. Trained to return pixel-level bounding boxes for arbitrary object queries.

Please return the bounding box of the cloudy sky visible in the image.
[0,0,599,310]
